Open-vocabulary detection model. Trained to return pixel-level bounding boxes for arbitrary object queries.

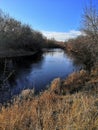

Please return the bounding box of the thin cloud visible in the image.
[41,30,82,42]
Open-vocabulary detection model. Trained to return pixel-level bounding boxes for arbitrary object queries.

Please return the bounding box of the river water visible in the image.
[0,49,80,103]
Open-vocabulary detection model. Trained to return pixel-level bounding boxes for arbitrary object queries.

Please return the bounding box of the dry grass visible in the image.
[0,68,98,130]
[0,91,98,130]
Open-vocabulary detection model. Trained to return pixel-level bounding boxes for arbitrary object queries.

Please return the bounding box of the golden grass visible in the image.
[0,91,98,130]
[0,68,98,130]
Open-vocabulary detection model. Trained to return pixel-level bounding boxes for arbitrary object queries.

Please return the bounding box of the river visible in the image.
[0,49,81,103]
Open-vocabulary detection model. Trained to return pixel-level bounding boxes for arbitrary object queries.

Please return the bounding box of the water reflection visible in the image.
[0,52,44,103]
[0,49,80,103]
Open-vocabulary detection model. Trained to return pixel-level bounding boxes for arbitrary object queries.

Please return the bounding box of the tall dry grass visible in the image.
[0,91,98,130]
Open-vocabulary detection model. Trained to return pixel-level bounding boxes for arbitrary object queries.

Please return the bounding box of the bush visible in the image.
[65,35,96,71]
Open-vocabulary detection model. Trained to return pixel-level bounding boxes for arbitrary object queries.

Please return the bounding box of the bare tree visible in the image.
[80,0,98,65]
[81,1,98,43]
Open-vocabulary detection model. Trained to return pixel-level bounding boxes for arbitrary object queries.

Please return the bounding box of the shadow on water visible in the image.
[0,49,82,103]
[0,52,44,103]
[65,51,84,70]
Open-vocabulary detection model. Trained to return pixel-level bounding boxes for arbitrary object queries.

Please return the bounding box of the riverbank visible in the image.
[0,49,38,58]
[0,66,98,129]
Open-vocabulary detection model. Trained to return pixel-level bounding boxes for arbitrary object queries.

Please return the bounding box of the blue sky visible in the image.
[0,0,98,41]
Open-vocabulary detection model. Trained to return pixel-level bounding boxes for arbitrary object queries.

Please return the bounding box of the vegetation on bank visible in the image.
[0,68,98,130]
[0,10,59,57]
[0,2,98,130]
[65,3,98,72]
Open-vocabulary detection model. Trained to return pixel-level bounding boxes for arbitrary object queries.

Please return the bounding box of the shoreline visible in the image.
[0,50,38,58]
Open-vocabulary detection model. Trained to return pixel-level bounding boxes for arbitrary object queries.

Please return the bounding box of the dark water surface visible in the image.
[0,49,80,103]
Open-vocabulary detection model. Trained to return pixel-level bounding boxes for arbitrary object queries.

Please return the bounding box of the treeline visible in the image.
[65,35,96,71]
[65,3,98,71]
[0,10,59,53]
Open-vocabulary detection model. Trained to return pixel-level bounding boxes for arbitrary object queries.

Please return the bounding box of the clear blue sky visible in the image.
[0,0,98,41]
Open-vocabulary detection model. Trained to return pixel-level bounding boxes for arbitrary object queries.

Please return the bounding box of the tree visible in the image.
[81,1,98,43]
[80,1,98,65]
[0,10,45,51]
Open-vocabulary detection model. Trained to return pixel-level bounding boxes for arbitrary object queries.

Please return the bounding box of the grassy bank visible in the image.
[0,67,98,130]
